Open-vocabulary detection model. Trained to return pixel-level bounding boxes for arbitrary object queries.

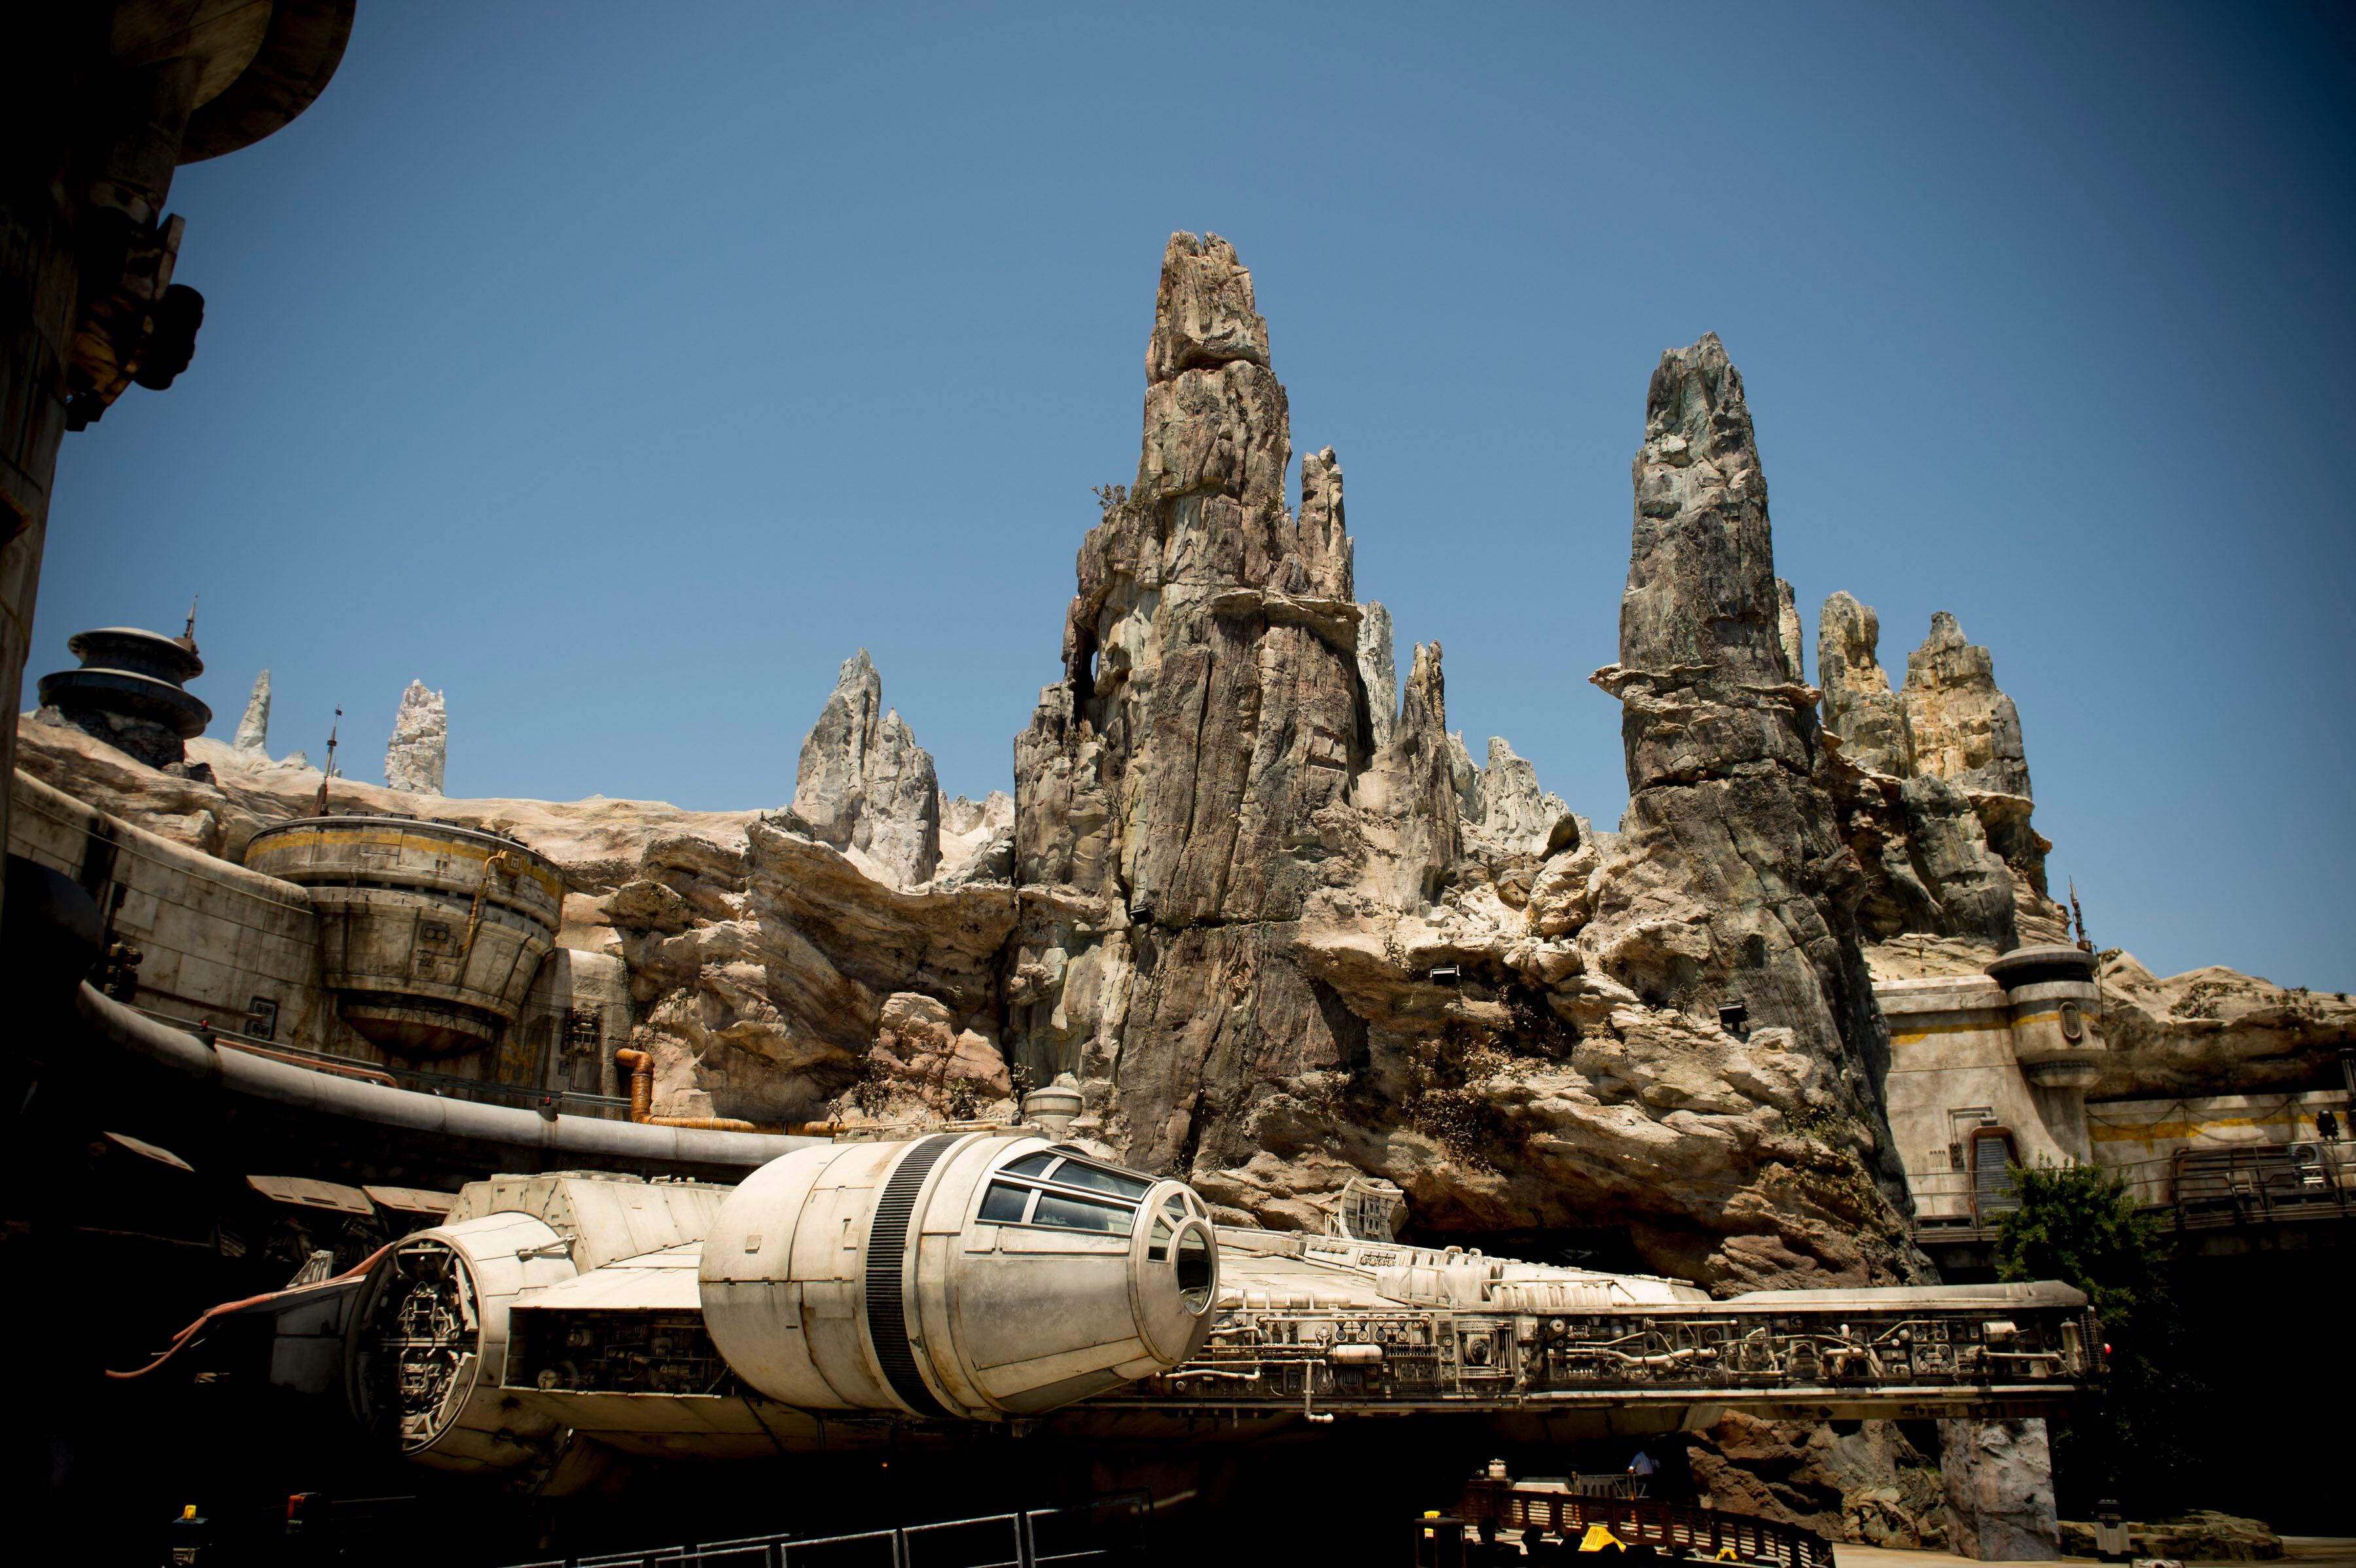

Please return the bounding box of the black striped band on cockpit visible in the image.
[863,1133,961,1419]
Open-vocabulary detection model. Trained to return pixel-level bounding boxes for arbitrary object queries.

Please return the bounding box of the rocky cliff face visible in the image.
[1816,599,2049,956]
[787,649,942,887]
[20,230,2349,1285]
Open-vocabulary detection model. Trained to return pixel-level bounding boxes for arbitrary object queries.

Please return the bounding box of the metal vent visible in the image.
[864,1133,961,1419]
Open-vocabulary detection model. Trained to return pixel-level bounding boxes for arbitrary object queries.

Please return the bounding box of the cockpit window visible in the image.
[1031,1192,1136,1236]
[978,1182,1033,1224]
[1176,1226,1213,1309]
[979,1148,1170,1237]
[1160,1194,1188,1224]
[1148,1218,1171,1261]
[1049,1160,1152,1200]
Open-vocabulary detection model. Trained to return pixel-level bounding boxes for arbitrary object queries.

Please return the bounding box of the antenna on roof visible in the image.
[183,596,197,640]
[314,707,341,816]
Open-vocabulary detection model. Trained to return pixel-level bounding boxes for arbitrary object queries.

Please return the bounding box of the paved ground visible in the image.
[2283,1541,2356,1568]
[1834,1546,2356,1568]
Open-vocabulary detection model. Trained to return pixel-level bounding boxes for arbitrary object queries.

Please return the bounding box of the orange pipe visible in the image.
[613,1048,783,1134]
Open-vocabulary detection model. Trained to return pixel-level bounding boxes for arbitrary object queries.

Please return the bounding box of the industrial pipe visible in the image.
[75,982,818,1169]
[613,1047,783,1134]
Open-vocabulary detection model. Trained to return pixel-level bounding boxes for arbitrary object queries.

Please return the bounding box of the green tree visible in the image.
[1993,1162,2195,1516]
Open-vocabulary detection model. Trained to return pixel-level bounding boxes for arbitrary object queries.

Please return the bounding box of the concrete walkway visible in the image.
[1832,1544,2356,1568]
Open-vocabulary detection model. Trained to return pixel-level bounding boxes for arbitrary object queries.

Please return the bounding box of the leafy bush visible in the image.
[1993,1162,2197,1515]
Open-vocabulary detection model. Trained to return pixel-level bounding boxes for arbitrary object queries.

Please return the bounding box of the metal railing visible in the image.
[2169,1143,2353,1230]
[1910,1144,2355,1244]
[1449,1488,1832,1568]
[128,1003,634,1120]
[502,1493,1149,1568]
[384,1062,631,1120]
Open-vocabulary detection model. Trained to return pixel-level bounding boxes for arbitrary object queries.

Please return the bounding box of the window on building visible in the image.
[1971,1126,2021,1221]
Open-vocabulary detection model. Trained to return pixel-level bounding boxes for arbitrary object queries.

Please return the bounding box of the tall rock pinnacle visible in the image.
[1902,611,2030,801]
[1596,334,1815,786]
[1587,334,1919,1285]
[384,680,446,795]
[233,669,271,755]
[1010,232,1405,1169]
[789,649,942,887]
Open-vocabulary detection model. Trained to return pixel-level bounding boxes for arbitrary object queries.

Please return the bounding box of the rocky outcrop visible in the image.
[19,232,2344,1289]
[1452,734,1569,864]
[825,991,1014,1125]
[1688,1414,1949,1550]
[2058,1512,2282,1561]
[1816,595,2054,957]
[1357,599,1397,751]
[787,650,942,888]
[232,669,270,755]
[1818,593,1911,779]
[1904,612,2030,799]
[1584,332,1920,1287]
[1940,1418,2059,1561]
[384,679,446,794]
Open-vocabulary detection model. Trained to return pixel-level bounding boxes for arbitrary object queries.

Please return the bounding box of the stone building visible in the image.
[1,1,355,940]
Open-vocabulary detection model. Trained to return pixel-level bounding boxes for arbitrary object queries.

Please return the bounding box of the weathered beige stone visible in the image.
[1940,1417,2058,1561]
[384,679,446,794]
[1903,611,2030,799]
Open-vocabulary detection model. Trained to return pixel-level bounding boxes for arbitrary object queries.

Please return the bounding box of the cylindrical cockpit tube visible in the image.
[700,1133,1218,1419]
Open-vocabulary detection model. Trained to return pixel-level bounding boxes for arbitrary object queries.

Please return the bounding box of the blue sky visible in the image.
[32,2,2355,988]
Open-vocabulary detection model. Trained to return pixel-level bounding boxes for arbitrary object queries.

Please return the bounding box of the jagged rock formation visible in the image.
[1819,594,1912,778]
[1687,1413,1950,1550]
[1816,597,2055,957]
[1581,333,1919,1285]
[787,650,942,887]
[232,669,270,755]
[991,260,1918,1289]
[384,679,446,794]
[1452,734,1569,864]
[1356,599,1397,751]
[1940,1417,2060,1560]
[1904,611,2030,798]
[17,231,2348,1293]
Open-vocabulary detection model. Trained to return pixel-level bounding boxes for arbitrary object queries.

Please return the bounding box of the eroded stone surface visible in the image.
[1688,1413,1950,1550]
[787,650,942,888]
[1817,594,2054,956]
[1940,1417,2059,1561]
[16,232,2346,1297]
[1905,612,2031,799]
[232,669,270,755]
[384,679,446,795]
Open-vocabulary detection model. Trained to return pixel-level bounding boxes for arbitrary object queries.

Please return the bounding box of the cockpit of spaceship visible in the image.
[698,1132,1220,1421]
[976,1148,1217,1311]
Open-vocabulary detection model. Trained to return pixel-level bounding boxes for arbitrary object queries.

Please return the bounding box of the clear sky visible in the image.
[31,2,2355,989]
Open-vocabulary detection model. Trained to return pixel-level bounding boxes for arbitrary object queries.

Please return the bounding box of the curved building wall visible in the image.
[10,770,346,1051]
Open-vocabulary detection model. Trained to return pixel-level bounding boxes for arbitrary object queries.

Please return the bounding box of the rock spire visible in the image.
[1902,611,2030,800]
[232,669,270,755]
[1815,595,2058,954]
[1586,332,1919,1283]
[384,680,446,794]
[788,650,942,887]
[1008,230,1401,1168]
